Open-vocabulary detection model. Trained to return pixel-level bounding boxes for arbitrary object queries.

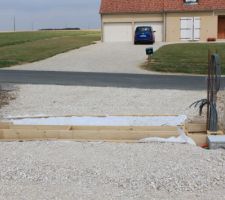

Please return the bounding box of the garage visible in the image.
[103,23,133,42]
[135,22,163,42]
[103,22,163,43]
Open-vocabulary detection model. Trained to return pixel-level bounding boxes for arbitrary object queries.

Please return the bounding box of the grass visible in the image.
[142,43,225,74]
[0,30,100,68]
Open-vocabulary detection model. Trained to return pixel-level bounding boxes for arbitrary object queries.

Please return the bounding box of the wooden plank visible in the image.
[187,133,208,147]
[5,114,179,120]
[68,139,137,143]
[70,126,177,131]
[185,123,207,133]
[207,130,224,136]
[8,125,72,131]
[70,130,179,140]
[0,129,179,141]
[0,138,138,143]
[2,125,178,132]
[0,122,13,129]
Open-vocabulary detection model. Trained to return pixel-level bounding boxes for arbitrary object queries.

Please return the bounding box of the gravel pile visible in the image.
[0,142,225,200]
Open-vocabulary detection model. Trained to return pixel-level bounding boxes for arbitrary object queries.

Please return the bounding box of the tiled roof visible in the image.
[100,0,225,14]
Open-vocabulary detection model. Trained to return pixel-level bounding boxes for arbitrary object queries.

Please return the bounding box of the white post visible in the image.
[13,16,16,32]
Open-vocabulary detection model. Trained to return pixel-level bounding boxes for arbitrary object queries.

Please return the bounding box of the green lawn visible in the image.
[0,30,100,68]
[142,43,225,74]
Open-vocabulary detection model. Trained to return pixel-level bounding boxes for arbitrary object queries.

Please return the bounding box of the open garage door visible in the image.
[103,23,133,42]
[135,22,163,42]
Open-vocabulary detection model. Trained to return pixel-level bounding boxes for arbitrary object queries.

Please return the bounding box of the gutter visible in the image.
[100,9,225,15]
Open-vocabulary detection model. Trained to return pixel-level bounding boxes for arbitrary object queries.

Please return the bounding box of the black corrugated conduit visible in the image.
[190,53,221,132]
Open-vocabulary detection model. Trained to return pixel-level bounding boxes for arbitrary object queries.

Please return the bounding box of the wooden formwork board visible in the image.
[185,122,224,135]
[185,122,207,133]
[6,114,179,120]
[207,130,224,135]
[185,120,225,147]
[187,133,208,147]
[0,129,179,141]
[0,123,179,142]
[0,139,142,143]
[6,125,177,131]
[0,122,13,129]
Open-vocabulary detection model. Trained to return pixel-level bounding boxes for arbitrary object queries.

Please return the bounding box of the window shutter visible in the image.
[180,17,200,40]
[193,17,201,40]
[180,17,193,40]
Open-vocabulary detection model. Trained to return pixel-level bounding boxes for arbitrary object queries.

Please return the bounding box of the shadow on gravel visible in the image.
[0,70,224,90]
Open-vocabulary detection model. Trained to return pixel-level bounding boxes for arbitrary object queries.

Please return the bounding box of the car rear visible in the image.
[134,26,155,44]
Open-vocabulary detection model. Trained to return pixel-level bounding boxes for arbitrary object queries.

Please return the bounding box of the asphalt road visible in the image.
[0,70,224,90]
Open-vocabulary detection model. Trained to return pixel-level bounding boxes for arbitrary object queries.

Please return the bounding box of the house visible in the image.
[99,0,225,42]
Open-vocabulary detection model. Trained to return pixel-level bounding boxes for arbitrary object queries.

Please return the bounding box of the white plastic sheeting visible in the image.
[11,115,187,126]
[140,128,196,145]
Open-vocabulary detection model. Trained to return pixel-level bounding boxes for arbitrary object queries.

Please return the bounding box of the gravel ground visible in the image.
[0,84,205,118]
[1,41,225,199]
[218,91,225,129]
[188,90,225,130]
[0,142,225,200]
[5,42,164,74]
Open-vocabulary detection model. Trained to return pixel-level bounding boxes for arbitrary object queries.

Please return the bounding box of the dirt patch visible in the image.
[0,90,15,108]
[0,85,16,109]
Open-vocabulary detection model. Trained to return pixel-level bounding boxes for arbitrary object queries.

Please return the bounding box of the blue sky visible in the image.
[0,0,101,31]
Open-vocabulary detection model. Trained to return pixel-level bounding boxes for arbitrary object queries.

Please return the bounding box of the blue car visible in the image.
[134,26,155,45]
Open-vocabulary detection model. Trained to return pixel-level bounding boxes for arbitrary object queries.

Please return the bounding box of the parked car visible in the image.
[134,26,155,44]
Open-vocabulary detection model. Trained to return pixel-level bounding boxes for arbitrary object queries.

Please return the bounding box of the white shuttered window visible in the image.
[180,17,201,41]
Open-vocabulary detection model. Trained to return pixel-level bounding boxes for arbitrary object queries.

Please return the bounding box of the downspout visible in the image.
[163,0,167,42]
[132,21,135,43]
[100,14,104,42]
[212,10,218,40]
[163,12,167,42]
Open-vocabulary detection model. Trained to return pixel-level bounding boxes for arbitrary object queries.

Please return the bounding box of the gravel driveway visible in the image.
[0,41,208,119]
[7,42,164,74]
[0,41,207,119]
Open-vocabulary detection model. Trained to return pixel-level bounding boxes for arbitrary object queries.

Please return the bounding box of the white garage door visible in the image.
[103,23,133,42]
[135,22,163,42]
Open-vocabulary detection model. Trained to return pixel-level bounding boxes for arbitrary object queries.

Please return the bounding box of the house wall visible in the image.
[101,11,225,42]
[166,11,218,42]
[102,14,163,23]
[215,10,225,16]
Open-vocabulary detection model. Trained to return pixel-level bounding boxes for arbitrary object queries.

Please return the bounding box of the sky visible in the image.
[0,0,101,31]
